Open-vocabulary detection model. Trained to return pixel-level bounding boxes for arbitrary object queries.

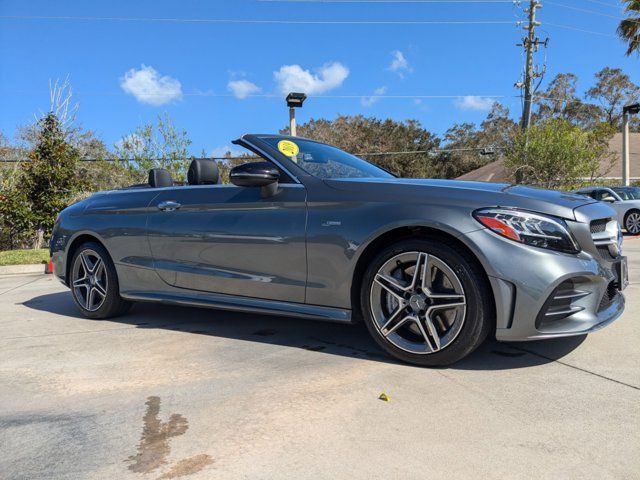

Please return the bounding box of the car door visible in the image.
[146,177,308,304]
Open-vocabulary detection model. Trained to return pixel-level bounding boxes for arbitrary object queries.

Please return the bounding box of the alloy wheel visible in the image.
[369,251,466,354]
[72,249,108,312]
[626,212,640,234]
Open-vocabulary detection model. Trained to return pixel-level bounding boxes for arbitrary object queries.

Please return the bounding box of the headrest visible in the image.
[148,168,173,188]
[188,159,219,185]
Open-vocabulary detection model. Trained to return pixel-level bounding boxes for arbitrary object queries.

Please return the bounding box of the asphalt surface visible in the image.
[1,239,639,480]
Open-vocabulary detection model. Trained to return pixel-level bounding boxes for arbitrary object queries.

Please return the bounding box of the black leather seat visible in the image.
[188,159,219,185]
[148,168,173,188]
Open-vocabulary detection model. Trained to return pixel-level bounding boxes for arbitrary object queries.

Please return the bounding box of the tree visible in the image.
[21,113,87,247]
[535,73,602,128]
[618,1,640,56]
[116,113,192,182]
[437,103,518,178]
[504,119,615,190]
[286,115,440,178]
[586,67,640,127]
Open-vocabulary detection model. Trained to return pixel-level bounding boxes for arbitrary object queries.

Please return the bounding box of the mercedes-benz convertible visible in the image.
[50,134,627,366]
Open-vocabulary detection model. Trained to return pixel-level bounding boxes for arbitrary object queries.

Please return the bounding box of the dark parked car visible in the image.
[51,135,627,366]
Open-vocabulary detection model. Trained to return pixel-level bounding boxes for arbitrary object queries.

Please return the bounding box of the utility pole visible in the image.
[519,0,544,131]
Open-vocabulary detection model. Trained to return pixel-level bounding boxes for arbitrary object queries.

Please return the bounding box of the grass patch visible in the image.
[0,249,49,266]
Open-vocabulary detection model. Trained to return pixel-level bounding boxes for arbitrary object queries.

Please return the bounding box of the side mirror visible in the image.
[602,196,616,203]
[230,162,280,198]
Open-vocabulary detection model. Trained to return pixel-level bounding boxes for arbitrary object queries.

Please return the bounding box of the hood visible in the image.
[324,178,597,220]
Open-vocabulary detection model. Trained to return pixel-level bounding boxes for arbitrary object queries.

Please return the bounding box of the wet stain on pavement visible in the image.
[127,396,188,474]
[156,454,214,479]
[126,396,213,479]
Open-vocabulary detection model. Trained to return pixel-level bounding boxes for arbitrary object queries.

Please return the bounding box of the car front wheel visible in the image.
[624,210,640,236]
[70,242,131,319]
[360,238,493,366]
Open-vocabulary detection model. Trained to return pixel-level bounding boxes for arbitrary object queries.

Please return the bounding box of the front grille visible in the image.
[589,218,620,260]
[590,219,609,234]
[598,281,619,312]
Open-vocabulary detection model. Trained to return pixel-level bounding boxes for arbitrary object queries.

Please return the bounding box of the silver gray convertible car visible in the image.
[51,134,628,366]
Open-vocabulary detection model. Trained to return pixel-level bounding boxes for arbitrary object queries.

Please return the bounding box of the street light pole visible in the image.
[622,103,639,187]
[289,106,297,137]
[623,111,630,187]
[286,92,307,137]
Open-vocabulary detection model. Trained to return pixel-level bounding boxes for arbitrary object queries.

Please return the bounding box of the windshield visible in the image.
[260,137,394,180]
[612,187,640,200]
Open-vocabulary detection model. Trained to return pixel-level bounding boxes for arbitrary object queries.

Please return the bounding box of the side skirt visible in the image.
[121,290,353,324]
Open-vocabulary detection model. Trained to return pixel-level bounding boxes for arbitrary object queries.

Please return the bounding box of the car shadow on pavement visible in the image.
[21,292,586,371]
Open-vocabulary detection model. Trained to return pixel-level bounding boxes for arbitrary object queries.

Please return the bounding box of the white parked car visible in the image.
[574,186,640,235]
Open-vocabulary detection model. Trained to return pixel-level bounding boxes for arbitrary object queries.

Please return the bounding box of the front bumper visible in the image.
[465,222,626,342]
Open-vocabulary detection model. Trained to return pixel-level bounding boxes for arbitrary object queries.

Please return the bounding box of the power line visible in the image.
[546,1,639,23]
[545,22,618,38]
[0,146,505,163]
[0,15,517,25]
[582,0,624,9]
[0,90,512,99]
[259,0,513,3]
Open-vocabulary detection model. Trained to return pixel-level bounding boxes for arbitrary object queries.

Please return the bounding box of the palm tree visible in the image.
[618,1,640,56]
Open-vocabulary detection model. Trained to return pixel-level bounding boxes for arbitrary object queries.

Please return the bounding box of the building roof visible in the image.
[456,132,640,182]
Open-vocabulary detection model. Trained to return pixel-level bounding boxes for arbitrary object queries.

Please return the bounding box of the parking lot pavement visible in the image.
[1,242,639,480]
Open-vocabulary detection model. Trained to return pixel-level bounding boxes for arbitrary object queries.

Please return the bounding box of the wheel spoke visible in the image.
[423,315,442,351]
[408,252,426,291]
[79,252,92,275]
[427,300,466,314]
[72,277,88,289]
[375,274,407,301]
[382,315,412,337]
[380,305,406,335]
[410,317,436,352]
[86,287,95,310]
[93,280,107,297]
[92,258,103,275]
[421,254,433,293]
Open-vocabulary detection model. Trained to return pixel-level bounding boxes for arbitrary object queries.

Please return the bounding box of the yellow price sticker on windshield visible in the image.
[277,140,299,157]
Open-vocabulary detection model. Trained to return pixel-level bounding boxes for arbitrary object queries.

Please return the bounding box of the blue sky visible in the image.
[0,0,638,155]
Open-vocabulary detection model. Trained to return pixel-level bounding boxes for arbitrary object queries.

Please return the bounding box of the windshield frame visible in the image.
[255,135,396,181]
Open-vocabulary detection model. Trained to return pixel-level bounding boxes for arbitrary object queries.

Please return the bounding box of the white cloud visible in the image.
[228,79,262,99]
[274,62,349,95]
[361,86,387,107]
[388,51,412,78]
[120,65,182,106]
[454,96,495,111]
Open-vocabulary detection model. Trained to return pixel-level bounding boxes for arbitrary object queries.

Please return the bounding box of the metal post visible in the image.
[622,112,630,186]
[289,107,296,137]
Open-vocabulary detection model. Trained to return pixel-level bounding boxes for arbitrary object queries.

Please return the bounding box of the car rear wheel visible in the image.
[70,242,131,319]
[624,210,640,235]
[360,238,493,366]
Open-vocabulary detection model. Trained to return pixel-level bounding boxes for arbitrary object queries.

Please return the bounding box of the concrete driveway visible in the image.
[1,239,639,480]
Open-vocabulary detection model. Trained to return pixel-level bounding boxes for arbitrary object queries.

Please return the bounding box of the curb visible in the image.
[0,264,47,276]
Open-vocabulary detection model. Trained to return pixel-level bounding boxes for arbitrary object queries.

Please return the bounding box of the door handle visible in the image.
[157,200,181,212]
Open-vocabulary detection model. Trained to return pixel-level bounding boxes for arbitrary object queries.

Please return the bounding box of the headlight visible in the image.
[473,208,580,254]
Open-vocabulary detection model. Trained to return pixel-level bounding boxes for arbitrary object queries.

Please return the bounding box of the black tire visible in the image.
[69,241,131,319]
[360,238,493,367]
[624,209,640,236]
